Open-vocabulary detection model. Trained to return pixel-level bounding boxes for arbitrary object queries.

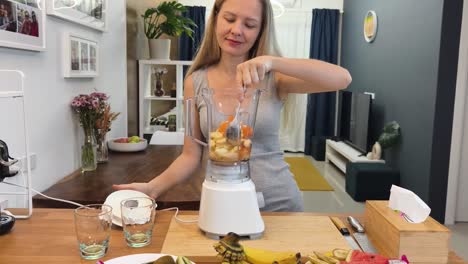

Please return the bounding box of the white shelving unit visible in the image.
[138,60,192,138]
[0,70,33,219]
[325,139,384,173]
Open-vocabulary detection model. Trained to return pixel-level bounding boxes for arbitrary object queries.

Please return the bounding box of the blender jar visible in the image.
[186,87,261,183]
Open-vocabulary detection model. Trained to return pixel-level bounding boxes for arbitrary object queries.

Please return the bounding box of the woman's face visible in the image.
[215,0,263,58]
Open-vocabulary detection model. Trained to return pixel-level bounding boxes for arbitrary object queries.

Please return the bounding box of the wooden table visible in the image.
[0,209,466,264]
[33,145,204,210]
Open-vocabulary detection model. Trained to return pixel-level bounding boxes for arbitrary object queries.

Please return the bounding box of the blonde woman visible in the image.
[114,0,351,211]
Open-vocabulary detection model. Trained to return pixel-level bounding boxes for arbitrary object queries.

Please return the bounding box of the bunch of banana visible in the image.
[243,245,301,264]
[213,232,246,263]
[305,249,352,264]
[213,232,301,264]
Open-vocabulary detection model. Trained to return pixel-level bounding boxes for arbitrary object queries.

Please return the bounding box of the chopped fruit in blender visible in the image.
[210,131,223,140]
[209,116,253,162]
[241,125,253,138]
[217,115,234,134]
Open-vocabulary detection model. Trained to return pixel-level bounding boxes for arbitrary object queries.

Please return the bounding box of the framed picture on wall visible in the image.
[0,0,46,51]
[46,0,107,32]
[63,33,99,78]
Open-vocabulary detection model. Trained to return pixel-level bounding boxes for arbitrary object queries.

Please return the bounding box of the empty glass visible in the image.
[120,197,157,247]
[74,204,112,260]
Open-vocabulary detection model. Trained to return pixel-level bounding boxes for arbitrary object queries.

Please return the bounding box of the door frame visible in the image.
[445,0,468,225]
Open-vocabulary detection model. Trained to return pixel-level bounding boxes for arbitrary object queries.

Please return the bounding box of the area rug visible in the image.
[285,157,334,191]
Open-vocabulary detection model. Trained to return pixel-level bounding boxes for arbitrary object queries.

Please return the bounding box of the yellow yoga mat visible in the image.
[285,157,334,191]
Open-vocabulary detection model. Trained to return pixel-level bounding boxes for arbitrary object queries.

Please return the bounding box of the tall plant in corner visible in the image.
[143,1,196,59]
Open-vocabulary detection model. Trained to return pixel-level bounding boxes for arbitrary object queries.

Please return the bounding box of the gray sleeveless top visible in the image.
[192,68,304,212]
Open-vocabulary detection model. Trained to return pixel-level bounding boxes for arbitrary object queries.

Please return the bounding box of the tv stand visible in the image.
[325,139,385,173]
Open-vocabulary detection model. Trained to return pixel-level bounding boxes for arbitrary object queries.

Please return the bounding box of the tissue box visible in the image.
[364,201,450,264]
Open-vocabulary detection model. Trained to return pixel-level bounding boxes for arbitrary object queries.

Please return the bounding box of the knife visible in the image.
[330,216,361,251]
[347,216,378,253]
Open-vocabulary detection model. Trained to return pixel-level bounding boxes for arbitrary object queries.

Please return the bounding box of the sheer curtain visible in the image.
[275,10,312,152]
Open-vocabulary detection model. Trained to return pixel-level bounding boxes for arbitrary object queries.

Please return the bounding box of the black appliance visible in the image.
[0,139,17,235]
[0,139,18,182]
[0,213,15,235]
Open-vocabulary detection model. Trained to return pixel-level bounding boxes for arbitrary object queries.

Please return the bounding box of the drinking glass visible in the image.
[121,197,157,247]
[74,204,112,260]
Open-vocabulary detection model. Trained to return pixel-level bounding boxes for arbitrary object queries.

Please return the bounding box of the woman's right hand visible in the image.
[112,182,158,199]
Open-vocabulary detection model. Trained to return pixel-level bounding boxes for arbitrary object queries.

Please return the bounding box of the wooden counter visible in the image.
[33,145,204,210]
[0,209,466,264]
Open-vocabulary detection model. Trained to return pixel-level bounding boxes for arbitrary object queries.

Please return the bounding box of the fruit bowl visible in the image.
[108,137,148,152]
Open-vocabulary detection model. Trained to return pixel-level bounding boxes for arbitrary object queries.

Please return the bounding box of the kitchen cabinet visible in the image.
[138,60,192,138]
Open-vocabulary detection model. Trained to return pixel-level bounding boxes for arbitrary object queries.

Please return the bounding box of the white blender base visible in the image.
[198,180,265,240]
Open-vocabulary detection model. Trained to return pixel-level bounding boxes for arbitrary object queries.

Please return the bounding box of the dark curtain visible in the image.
[178,6,206,61]
[304,9,340,157]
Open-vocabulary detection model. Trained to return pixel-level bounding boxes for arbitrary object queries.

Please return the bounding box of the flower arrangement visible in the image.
[71,92,120,168]
[95,104,120,142]
[153,67,168,80]
[71,93,106,133]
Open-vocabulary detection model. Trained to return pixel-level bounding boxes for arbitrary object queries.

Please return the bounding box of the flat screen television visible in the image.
[337,91,372,153]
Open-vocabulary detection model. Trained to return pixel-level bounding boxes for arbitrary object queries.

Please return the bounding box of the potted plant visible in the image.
[367,121,401,160]
[142,1,196,59]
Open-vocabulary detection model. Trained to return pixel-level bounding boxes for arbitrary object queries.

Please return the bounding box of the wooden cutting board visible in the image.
[161,215,350,256]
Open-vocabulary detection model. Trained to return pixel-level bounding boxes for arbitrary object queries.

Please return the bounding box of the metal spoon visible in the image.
[225,105,241,146]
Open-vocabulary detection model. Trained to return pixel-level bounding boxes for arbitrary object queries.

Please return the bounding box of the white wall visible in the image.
[0,0,127,207]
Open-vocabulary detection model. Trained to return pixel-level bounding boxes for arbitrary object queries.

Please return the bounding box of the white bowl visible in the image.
[108,138,148,152]
[103,190,152,227]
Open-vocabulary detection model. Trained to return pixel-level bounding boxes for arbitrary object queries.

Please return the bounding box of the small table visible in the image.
[33,145,204,210]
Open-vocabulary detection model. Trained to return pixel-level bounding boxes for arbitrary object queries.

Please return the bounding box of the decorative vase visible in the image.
[154,78,165,97]
[148,39,171,60]
[81,126,97,172]
[96,130,109,163]
[366,141,382,160]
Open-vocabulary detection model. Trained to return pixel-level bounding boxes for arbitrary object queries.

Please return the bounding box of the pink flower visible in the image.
[90,92,108,100]
[92,99,99,108]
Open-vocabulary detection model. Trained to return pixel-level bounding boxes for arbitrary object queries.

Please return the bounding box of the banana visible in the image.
[176,256,192,264]
[345,250,354,262]
[313,251,340,264]
[305,256,328,264]
[331,249,350,261]
[243,246,301,264]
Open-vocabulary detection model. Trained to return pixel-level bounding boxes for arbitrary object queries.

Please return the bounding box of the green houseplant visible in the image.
[367,121,401,160]
[142,1,196,59]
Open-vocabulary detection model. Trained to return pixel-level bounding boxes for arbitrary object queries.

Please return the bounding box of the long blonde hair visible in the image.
[186,0,282,78]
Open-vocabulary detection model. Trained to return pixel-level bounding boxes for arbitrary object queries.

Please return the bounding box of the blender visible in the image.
[185,87,264,239]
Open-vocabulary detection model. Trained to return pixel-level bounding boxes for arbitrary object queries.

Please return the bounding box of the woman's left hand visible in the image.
[236,56,274,88]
